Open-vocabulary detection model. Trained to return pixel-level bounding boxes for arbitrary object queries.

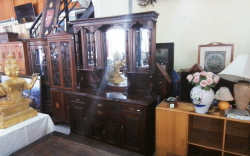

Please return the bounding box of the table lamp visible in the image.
[214,87,234,110]
[218,55,250,110]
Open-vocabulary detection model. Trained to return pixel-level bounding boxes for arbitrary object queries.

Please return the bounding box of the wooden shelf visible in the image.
[224,152,247,156]
[156,101,250,156]
[188,128,223,149]
[225,135,250,155]
[188,144,222,156]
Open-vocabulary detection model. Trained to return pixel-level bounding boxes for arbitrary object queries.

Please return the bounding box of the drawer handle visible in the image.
[97,103,102,107]
[75,98,80,102]
[129,107,134,111]
[98,111,103,114]
[56,102,59,108]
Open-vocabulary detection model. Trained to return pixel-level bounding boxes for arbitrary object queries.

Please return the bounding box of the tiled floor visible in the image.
[54,123,70,135]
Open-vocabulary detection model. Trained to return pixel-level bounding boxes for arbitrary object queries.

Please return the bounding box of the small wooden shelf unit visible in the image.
[156,101,250,156]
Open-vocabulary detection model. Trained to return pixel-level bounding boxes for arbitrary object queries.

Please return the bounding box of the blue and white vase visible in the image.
[190,85,214,114]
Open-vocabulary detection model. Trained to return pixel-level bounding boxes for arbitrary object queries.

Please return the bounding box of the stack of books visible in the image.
[224,108,250,121]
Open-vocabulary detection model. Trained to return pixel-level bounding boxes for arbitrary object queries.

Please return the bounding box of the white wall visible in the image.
[96,0,250,71]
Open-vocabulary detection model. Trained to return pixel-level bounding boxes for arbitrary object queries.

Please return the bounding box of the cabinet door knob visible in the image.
[121,126,124,131]
[75,98,80,102]
[56,102,59,108]
[97,103,102,107]
[98,111,103,114]
[103,130,106,134]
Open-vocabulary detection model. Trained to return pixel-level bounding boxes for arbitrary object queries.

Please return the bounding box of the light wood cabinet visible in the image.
[0,41,30,75]
[156,101,250,156]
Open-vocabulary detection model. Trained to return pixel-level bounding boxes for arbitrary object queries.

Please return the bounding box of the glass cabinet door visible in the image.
[60,41,72,88]
[31,48,48,76]
[49,42,61,87]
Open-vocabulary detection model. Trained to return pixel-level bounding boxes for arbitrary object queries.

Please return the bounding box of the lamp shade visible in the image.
[218,55,250,82]
[214,87,234,101]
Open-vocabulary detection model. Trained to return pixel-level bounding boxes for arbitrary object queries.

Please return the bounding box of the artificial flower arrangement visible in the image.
[187,71,220,91]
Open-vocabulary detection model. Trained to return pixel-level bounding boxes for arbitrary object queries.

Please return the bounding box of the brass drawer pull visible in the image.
[98,111,103,114]
[129,107,134,111]
[75,98,80,102]
[97,103,102,107]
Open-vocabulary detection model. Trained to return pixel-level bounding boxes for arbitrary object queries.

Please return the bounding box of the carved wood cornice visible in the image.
[70,11,159,27]
[85,25,102,33]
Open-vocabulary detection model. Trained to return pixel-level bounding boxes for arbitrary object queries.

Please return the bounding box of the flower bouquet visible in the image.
[187,71,220,91]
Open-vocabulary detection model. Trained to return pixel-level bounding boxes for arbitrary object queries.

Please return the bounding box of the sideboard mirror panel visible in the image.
[86,32,95,66]
[136,28,149,68]
[106,27,127,87]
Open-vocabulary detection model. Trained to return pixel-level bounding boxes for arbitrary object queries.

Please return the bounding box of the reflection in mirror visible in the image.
[136,28,149,68]
[106,28,127,86]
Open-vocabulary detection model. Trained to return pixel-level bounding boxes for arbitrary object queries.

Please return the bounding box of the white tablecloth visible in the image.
[0,113,55,156]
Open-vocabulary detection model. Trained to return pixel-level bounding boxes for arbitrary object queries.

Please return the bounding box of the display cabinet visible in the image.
[47,26,77,124]
[67,12,164,155]
[0,41,30,75]
[27,38,52,114]
[156,101,250,156]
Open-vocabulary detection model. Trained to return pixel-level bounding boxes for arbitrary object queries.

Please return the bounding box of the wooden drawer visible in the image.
[91,100,119,111]
[90,109,119,124]
[121,103,144,114]
[69,95,86,103]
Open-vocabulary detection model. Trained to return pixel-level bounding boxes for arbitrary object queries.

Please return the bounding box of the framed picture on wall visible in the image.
[39,0,61,37]
[198,42,234,74]
[1,74,42,112]
[156,43,174,74]
[3,26,13,32]
[15,24,27,34]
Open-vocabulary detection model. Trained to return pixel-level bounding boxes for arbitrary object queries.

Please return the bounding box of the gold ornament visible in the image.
[0,52,38,129]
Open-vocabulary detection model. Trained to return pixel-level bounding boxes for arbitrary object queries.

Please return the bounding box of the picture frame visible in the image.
[15,24,27,34]
[39,0,61,38]
[3,26,13,32]
[156,43,174,75]
[198,42,234,74]
[1,74,42,112]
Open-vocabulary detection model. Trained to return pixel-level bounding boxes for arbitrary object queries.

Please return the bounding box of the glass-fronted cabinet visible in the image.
[47,26,77,124]
[27,38,51,115]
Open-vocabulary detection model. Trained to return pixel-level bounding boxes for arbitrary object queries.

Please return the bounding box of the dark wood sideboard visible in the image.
[67,89,157,156]
[65,11,167,155]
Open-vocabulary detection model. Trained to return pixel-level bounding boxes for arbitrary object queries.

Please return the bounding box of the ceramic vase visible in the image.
[190,85,214,114]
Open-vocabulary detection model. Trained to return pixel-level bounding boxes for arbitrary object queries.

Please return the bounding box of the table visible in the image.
[0,113,55,156]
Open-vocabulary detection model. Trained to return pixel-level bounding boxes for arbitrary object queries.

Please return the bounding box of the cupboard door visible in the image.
[103,122,120,146]
[64,93,70,123]
[70,101,88,136]
[121,111,143,152]
[60,41,73,89]
[88,117,102,141]
[51,90,64,121]
[156,109,188,156]
[49,42,61,87]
